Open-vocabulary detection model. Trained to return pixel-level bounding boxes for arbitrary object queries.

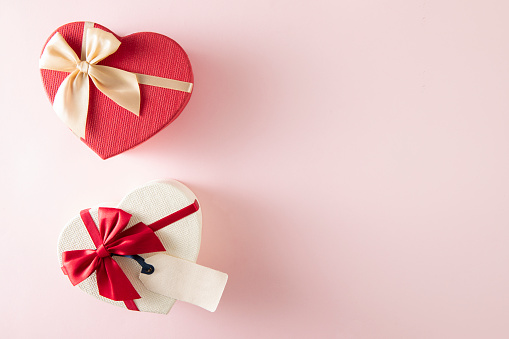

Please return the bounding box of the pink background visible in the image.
[1,0,509,338]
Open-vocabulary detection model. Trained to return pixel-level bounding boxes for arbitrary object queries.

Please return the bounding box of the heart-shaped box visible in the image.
[40,22,193,159]
[57,180,205,314]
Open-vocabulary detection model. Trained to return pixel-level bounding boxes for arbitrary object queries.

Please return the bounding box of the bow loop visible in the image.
[85,28,121,64]
[40,27,140,138]
[39,33,80,72]
[88,65,140,115]
[98,207,133,244]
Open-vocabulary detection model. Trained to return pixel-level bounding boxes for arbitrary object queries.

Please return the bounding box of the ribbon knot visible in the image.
[39,27,140,139]
[96,244,110,258]
[77,60,90,74]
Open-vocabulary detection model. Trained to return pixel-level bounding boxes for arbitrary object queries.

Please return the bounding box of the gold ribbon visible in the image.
[40,24,193,139]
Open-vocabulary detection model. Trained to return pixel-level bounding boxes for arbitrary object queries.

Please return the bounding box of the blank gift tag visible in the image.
[139,254,228,312]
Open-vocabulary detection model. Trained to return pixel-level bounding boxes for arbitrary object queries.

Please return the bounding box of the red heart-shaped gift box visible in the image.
[40,22,193,159]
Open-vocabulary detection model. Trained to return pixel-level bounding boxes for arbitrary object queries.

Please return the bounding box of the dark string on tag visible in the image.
[112,254,154,275]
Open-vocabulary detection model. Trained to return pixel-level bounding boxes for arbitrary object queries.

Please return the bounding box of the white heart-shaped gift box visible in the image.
[57,180,225,314]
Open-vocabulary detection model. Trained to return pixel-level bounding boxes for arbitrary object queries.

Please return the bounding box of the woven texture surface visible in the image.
[40,22,193,159]
[57,180,202,314]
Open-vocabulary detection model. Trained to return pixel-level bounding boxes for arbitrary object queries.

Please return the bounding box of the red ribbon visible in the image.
[61,200,200,310]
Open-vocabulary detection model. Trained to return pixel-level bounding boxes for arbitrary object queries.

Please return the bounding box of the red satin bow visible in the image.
[61,208,165,302]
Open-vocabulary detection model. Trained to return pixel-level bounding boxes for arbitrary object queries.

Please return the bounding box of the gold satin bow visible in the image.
[39,28,140,139]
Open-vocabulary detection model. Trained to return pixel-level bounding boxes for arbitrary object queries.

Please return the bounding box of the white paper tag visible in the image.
[139,254,228,312]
